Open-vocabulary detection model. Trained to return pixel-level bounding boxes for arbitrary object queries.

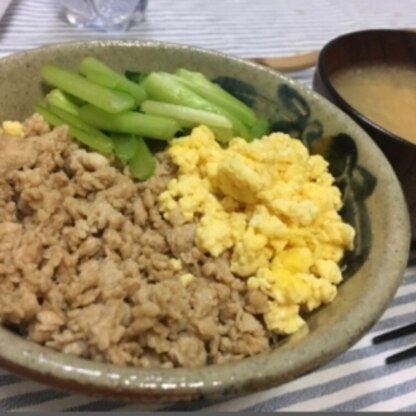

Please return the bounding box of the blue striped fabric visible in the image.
[1,0,416,411]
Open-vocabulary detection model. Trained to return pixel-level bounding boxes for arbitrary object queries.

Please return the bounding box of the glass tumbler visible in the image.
[60,0,148,32]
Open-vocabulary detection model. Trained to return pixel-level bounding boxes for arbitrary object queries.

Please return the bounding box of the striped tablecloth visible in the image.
[1,0,416,412]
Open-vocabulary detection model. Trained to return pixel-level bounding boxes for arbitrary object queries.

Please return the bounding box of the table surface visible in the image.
[1,0,416,412]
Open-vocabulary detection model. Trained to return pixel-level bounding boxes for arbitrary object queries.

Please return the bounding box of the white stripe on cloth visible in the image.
[0,380,50,400]
[276,364,416,412]
[361,390,416,412]
[2,0,416,60]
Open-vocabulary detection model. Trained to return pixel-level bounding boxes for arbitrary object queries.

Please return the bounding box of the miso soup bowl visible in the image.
[0,40,410,403]
[313,29,416,240]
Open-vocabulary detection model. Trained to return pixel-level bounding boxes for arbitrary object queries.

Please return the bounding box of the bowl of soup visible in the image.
[313,29,416,239]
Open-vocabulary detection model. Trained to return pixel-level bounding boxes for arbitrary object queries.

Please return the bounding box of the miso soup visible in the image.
[331,64,416,143]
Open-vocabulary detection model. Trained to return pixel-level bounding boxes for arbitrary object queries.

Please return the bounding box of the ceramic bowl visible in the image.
[313,29,416,240]
[0,40,410,402]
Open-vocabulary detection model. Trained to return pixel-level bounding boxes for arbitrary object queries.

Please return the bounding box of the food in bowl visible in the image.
[331,64,416,144]
[0,40,410,402]
[0,57,356,369]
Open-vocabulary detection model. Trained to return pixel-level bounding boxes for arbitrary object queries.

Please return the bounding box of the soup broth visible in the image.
[331,64,416,143]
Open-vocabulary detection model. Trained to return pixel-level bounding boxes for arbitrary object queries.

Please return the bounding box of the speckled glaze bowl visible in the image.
[0,40,410,402]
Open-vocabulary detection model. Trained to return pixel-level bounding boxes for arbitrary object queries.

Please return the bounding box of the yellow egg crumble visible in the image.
[158,126,355,335]
[1,121,24,137]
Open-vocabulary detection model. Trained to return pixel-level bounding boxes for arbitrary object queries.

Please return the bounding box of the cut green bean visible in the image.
[141,100,234,142]
[210,126,234,144]
[175,68,256,127]
[35,103,64,126]
[141,72,250,139]
[128,137,156,181]
[250,117,271,139]
[46,104,112,143]
[41,64,135,114]
[142,72,217,111]
[45,89,80,116]
[111,133,140,163]
[226,114,251,139]
[141,100,232,129]
[80,104,181,141]
[80,57,147,106]
[35,104,113,155]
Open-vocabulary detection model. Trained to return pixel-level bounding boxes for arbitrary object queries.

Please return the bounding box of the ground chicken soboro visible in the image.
[0,115,270,368]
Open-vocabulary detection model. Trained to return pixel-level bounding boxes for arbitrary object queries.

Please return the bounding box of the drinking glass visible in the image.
[60,0,148,32]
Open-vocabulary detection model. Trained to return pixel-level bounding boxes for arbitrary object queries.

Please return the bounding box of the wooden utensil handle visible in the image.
[250,29,416,72]
[249,50,319,72]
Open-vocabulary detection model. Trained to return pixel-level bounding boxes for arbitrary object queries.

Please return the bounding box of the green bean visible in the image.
[142,72,216,111]
[128,137,156,181]
[41,64,135,114]
[79,104,181,141]
[250,117,271,139]
[141,100,232,129]
[35,104,113,155]
[175,68,256,127]
[47,104,113,143]
[210,127,234,144]
[111,133,140,163]
[80,57,147,106]
[45,89,80,116]
[140,100,234,142]
[35,102,64,126]
[141,72,250,139]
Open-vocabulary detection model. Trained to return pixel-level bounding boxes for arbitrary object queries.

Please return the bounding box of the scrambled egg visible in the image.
[159,126,355,335]
[179,273,195,287]
[0,121,24,137]
[169,258,183,271]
